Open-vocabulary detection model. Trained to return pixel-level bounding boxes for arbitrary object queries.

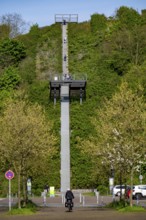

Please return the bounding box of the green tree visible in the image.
[0,66,21,90]
[29,24,41,38]
[82,82,146,206]
[0,38,26,68]
[0,98,57,208]
[115,6,141,29]
[131,25,146,65]
[103,24,146,75]
[97,82,146,206]
[0,24,10,40]
[0,13,29,38]
[90,13,107,33]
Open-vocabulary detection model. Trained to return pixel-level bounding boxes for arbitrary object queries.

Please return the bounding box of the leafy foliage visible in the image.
[0,13,29,38]
[0,38,26,68]
[0,98,57,208]
[115,6,141,29]
[0,66,21,90]
[90,13,107,33]
[0,6,146,192]
[0,24,10,40]
[82,82,146,204]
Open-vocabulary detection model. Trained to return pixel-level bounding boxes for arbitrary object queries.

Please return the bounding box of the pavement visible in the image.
[0,196,146,220]
[1,194,146,208]
[0,205,146,220]
[0,195,108,208]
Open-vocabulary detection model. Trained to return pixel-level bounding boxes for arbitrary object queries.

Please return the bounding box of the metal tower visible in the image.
[50,15,86,192]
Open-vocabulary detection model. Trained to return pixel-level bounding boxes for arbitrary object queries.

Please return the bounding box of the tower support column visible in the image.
[60,85,70,192]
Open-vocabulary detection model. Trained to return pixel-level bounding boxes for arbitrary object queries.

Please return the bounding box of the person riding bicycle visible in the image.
[65,188,74,207]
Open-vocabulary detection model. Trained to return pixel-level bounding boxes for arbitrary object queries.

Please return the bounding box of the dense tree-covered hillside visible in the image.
[0,6,146,197]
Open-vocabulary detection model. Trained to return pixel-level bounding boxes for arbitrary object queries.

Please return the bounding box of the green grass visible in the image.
[107,200,146,212]
[7,200,37,215]
[107,199,129,209]
[82,192,95,196]
[8,208,36,215]
[118,205,146,212]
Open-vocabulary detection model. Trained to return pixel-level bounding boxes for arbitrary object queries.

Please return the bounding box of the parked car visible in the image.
[113,185,130,196]
[132,185,146,199]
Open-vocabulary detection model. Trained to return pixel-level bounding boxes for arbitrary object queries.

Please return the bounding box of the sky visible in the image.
[0,0,146,28]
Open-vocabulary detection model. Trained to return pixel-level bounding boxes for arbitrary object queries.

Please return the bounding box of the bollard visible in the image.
[112,190,115,202]
[11,194,13,202]
[80,193,82,203]
[83,196,85,206]
[62,194,65,204]
[136,197,139,205]
[96,191,99,204]
[101,196,103,204]
[42,191,46,206]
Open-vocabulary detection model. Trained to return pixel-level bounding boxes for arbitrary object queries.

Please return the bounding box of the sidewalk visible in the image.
[0,195,146,208]
[0,203,146,220]
[0,195,112,208]
[0,196,146,220]
[32,195,105,207]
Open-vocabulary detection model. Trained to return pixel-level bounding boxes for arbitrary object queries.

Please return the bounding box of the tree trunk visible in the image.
[22,175,27,207]
[119,167,122,201]
[130,168,133,207]
[135,42,139,65]
[17,171,21,209]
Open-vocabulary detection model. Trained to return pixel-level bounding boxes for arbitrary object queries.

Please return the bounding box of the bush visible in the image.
[107,200,146,212]
[0,66,21,90]
[107,199,130,209]
[0,38,26,68]
[97,185,108,195]
[32,188,42,196]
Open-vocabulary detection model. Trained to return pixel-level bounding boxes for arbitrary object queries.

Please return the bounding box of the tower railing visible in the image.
[55,14,78,23]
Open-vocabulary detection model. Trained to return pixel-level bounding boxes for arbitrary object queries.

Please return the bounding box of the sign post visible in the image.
[139,175,143,184]
[5,170,14,211]
[27,178,32,196]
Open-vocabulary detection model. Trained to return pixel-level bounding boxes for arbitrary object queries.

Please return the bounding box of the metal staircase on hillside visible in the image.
[50,15,87,193]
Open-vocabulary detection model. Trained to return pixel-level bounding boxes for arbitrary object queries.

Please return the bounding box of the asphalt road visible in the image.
[0,206,146,220]
[0,196,146,220]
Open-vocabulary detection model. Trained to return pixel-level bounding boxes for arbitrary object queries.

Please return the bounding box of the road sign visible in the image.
[5,170,14,180]
[139,175,143,180]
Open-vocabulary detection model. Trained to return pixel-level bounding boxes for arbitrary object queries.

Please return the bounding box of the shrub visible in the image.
[97,185,108,195]
[0,38,26,68]
[0,66,21,90]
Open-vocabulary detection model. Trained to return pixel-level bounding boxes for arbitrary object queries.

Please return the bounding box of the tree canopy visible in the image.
[0,38,26,69]
[0,98,57,208]
[0,13,29,38]
[81,82,146,205]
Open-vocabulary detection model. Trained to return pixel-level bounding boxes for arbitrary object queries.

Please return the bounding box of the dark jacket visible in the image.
[65,190,74,200]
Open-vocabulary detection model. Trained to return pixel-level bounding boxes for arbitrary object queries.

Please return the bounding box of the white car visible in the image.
[113,185,130,196]
[132,185,146,199]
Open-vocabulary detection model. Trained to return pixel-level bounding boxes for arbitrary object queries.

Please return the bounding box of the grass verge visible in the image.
[107,199,146,212]
[118,205,146,212]
[7,200,37,215]
[8,208,36,215]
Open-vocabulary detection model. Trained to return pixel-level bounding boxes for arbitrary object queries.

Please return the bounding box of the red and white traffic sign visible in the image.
[5,170,14,180]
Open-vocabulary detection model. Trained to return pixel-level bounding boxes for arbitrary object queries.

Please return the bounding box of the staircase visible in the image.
[60,23,70,192]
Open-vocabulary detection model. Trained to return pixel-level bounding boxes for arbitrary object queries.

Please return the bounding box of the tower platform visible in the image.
[50,79,86,101]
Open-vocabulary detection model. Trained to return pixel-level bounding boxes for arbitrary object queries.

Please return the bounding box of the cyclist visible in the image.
[65,188,74,207]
